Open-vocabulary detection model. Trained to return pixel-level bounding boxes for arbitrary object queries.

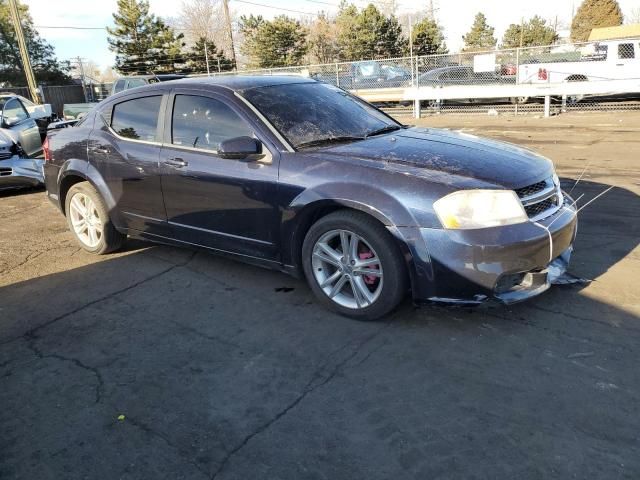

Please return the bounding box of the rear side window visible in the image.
[111,96,162,142]
[126,78,147,90]
[113,80,126,93]
[3,99,28,124]
[618,43,635,59]
[171,95,253,151]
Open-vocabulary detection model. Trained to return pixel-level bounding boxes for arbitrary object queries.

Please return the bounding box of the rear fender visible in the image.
[57,160,122,226]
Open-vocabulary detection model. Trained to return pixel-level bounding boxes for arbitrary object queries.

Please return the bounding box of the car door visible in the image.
[88,92,169,235]
[159,90,280,260]
[2,98,41,156]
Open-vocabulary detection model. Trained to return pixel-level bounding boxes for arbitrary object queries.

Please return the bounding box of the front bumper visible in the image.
[0,155,44,190]
[394,197,578,305]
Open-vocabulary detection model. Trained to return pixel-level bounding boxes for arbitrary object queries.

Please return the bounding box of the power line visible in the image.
[34,25,106,30]
[231,0,320,16]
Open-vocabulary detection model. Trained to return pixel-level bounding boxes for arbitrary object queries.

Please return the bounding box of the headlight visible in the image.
[434,190,528,229]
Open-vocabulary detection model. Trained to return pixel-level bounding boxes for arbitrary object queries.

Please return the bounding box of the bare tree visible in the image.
[172,0,228,50]
[99,67,119,83]
[628,7,640,24]
[373,0,398,17]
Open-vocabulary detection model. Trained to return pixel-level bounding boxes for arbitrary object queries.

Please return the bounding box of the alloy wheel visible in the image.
[68,192,103,249]
[311,229,384,309]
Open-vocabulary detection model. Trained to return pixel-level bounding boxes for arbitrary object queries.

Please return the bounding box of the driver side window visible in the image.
[171,95,253,152]
[3,99,28,125]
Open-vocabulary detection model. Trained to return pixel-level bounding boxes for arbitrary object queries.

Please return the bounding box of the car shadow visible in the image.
[0,185,45,198]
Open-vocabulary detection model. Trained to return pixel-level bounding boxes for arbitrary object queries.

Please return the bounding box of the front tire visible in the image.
[65,182,125,254]
[302,210,407,321]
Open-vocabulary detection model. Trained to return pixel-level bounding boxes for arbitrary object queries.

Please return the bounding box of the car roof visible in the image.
[135,75,318,93]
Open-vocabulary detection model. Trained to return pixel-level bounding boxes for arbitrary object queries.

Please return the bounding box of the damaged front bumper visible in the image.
[394,197,578,306]
[0,155,45,191]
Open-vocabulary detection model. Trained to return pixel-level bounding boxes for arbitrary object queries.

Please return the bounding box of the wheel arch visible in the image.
[283,198,419,289]
[58,161,117,218]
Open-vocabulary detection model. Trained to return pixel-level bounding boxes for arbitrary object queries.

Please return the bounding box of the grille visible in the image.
[515,180,547,198]
[516,177,560,220]
[524,196,558,217]
[0,151,12,160]
[0,167,12,176]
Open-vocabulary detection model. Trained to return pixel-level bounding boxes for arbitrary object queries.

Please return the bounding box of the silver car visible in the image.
[0,95,44,190]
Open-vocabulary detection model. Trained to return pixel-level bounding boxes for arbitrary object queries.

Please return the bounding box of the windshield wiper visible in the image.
[296,135,365,149]
[364,125,402,138]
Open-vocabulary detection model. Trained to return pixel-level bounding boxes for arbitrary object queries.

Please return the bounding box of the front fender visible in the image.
[280,182,422,271]
[287,182,419,227]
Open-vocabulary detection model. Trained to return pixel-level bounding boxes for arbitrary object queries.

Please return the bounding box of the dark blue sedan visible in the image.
[43,76,577,320]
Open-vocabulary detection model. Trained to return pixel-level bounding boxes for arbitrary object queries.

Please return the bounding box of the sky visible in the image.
[22,0,640,71]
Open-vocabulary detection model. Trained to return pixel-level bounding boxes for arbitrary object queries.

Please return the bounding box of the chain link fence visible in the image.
[6,39,636,118]
[197,38,640,116]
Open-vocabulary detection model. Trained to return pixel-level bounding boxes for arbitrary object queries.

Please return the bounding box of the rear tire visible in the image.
[302,210,407,321]
[65,182,125,254]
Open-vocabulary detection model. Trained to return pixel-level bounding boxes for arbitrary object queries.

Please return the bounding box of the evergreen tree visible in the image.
[502,16,558,48]
[0,0,70,86]
[411,17,448,55]
[107,0,184,75]
[336,3,406,61]
[187,37,235,73]
[238,14,265,67]
[240,15,307,68]
[462,13,497,52]
[571,0,623,42]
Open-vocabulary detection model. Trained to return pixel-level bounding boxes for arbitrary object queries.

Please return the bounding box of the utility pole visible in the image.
[408,14,413,59]
[519,17,524,48]
[76,56,89,102]
[8,0,40,103]
[221,0,237,70]
[204,41,211,76]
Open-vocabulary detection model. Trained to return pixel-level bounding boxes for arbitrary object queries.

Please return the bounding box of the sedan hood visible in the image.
[320,127,554,189]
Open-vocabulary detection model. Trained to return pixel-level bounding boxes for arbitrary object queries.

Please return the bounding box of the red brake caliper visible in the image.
[358,247,379,285]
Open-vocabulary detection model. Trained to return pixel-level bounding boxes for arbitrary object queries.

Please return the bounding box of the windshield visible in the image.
[242,82,400,149]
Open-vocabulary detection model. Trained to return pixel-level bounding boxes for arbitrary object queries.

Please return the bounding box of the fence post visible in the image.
[335,63,340,87]
[544,95,551,117]
[515,48,520,85]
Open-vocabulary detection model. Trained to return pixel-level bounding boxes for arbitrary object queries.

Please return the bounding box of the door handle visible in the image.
[163,157,188,168]
[92,146,110,154]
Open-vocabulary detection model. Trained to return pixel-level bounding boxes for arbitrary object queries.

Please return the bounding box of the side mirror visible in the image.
[218,136,261,159]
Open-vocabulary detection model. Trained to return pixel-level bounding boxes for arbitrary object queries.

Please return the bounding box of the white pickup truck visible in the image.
[517,38,640,84]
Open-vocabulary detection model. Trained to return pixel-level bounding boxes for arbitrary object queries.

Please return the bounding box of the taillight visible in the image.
[43,136,51,162]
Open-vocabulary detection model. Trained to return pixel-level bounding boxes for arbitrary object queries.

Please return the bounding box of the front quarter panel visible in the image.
[277,151,454,269]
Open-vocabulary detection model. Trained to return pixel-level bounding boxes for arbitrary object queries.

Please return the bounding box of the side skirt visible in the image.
[124,228,298,277]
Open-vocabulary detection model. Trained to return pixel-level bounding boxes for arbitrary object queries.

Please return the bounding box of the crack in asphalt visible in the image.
[526,303,640,334]
[125,416,211,479]
[0,243,79,277]
[25,339,105,404]
[0,204,41,220]
[209,321,393,480]
[0,251,198,347]
[169,321,245,351]
[481,310,637,354]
